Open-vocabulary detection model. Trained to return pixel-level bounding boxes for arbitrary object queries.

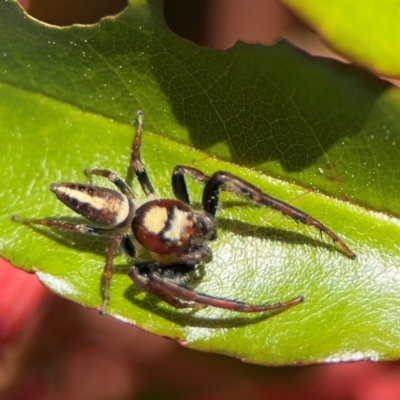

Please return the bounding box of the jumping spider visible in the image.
[13,111,356,315]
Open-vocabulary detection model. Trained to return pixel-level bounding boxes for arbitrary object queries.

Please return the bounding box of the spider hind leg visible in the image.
[129,262,203,309]
[129,261,303,313]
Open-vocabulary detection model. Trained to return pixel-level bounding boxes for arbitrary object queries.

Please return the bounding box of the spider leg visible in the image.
[172,166,211,204]
[12,216,131,314]
[121,235,136,258]
[172,165,242,205]
[131,110,155,197]
[84,169,136,200]
[128,261,303,312]
[203,171,356,259]
[148,272,303,312]
[129,265,204,309]
[11,216,120,235]
[100,231,125,314]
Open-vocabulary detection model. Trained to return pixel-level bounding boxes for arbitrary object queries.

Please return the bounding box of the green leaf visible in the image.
[1,0,400,365]
[282,0,400,77]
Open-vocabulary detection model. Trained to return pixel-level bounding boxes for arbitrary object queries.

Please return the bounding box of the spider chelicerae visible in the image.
[13,111,356,315]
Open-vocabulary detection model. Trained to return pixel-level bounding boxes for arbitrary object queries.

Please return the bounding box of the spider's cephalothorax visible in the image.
[13,111,356,315]
[133,199,216,258]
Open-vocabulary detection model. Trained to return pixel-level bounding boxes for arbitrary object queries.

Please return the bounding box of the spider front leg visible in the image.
[203,171,356,259]
[172,165,243,205]
[129,261,303,312]
[172,166,211,204]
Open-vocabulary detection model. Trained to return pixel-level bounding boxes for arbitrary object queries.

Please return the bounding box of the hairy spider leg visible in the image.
[172,165,210,204]
[101,232,125,314]
[84,169,136,200]
[172,166,355,258]
[129,262,205,309]
[172,165,244,205]
[11,216,132,314]
[202,171,356,259]
[129,261,303,312]
[131,110,155,197]
[11,216,121,235]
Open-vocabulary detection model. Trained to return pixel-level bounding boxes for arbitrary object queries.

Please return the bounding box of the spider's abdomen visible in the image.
[133,199,194,255]
[51,183,132,227]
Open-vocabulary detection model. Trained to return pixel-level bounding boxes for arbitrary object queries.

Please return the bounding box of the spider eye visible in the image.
[194,213,217,241]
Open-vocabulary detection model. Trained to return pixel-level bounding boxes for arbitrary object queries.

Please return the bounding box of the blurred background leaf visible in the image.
[282,0,400,77]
